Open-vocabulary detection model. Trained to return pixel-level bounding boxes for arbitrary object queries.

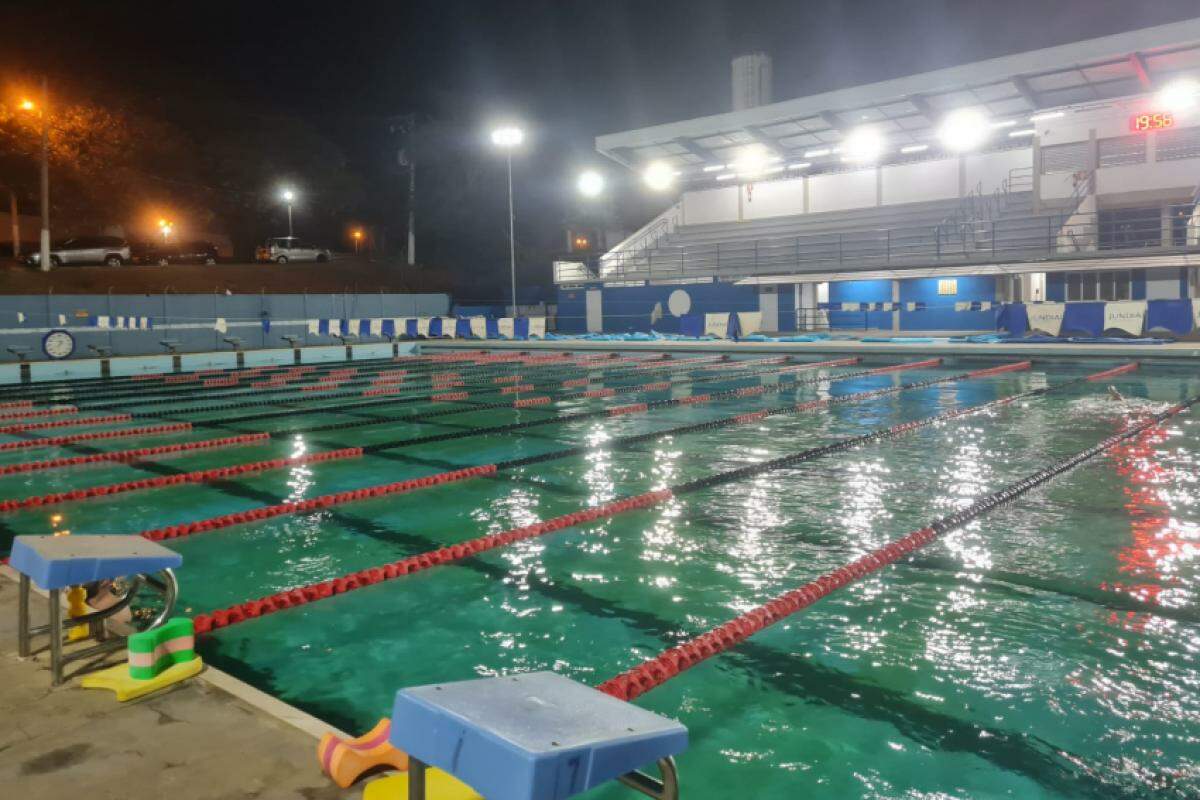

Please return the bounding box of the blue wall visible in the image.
[556,282,759,334]
[899,275,996,331]
[828,279,893,329]
[0,292,449,361]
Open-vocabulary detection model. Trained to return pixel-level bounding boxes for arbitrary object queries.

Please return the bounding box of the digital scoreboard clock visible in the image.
[1131,112,1174,132]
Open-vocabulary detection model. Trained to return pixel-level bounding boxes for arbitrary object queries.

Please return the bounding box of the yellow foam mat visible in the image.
[80,657,204,701]
[363,770,483,800]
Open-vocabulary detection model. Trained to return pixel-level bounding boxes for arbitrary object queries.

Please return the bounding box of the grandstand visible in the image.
[556,18,1200,334]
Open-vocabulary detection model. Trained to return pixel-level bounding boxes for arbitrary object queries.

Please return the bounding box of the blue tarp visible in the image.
[429,318,443,337]
[514,318,530,339]
[1061,302,1105,337]
[485,318,500,339]
[1146,299,1194,335]
[679,314,704,338]
[381,319,396,338]
[404,319,418,337]
[996,303,1029,337]
[455,318,473,338]
[358,319,371,337]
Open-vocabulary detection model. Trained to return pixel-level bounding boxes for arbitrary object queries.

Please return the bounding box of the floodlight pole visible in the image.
[38,75,50,273]
[287,203,294,237]
[506,152,516,318]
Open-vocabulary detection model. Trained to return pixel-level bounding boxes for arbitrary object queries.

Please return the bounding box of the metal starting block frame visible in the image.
[9,535,182,686]
[391,671,688,800]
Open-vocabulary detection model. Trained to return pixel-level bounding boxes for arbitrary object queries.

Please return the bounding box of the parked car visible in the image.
[256,236,330,263]
[26,236,130,267]
[134,240,219,266]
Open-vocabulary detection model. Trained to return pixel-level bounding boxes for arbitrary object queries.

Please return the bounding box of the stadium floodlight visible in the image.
[1008,128,1036,138]
[731,144,770,176]
[576,170,604,198]
[642,160,676,191]
[938,108,990,152]
[990,119,1018,129]
[1029,110,1065,122]
[490,126,524,148]
[702,164,727,172]
[840,126,885,163]
[715,172,737,181]
[900,144,929,154]
[787,161,811,170]
[803,147,831,158]
[1158,78,1200,112]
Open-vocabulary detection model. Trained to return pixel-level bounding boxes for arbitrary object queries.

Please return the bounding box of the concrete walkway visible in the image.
[0,575,359,800]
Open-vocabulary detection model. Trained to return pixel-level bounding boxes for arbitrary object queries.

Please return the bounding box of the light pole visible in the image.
[352,229,363,255]
[19,81,50,271]
[158,219,173,244]
[280,189,296,237]
[490,126,523,317]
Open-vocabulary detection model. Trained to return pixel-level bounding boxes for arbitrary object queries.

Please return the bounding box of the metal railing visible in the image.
[574,201,1199,284]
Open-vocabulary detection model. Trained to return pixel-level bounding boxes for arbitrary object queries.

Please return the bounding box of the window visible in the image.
[1040,141,1090,174]
[1097,135,1146,167]
[1066,270,1132,301]
[1099,207,1161,250]
[1155,126,1200,162]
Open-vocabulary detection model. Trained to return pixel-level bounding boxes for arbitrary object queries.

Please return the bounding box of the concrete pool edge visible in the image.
[0,564,351,743]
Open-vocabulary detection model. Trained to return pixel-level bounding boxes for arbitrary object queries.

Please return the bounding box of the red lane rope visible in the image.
[596,392,1193,702]
[1087,363,1139,381]
[193,489,671,634]
[0,423,192,452]
[0,400,33,410]
[0,414,132,435]
[0,447,363,512]
[966,360,1032,378]
[143,464,498,546]
[0,405,77,421]
[0,433,269,475]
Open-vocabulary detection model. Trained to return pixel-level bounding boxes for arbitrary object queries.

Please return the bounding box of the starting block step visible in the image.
[390,670,687,800]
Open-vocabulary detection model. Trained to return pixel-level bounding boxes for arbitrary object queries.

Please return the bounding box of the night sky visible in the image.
[6,0,1199,295]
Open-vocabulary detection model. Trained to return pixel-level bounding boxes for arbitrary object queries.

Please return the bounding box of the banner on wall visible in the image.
[470,317,488,339]
[1026,303,1065,336]
[527,317,546,338]
[704,313,731,338]
[438,317,457,338]
[416,317,432,337]
[497,317,515,339]
[1193,299,1200,332]
[736,311,762,336]
[1103,301,1146,336]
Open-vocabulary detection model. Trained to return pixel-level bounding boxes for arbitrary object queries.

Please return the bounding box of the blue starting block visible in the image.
[9,535,182,685]
[390,671,688,800]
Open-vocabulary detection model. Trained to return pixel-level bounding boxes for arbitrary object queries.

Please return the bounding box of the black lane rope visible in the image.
[79,353,734,416]
[349,361,937,454]
[189,364,1117,636]
[172,356,837,433]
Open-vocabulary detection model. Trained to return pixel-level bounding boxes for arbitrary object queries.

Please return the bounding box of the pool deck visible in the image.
[419,335,1200,363]
[0,569,360,800]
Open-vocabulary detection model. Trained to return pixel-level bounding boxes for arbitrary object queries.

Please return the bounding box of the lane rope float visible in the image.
[0,422,193,453]
[0,433,270,476]
[597,391,1194,702]
[189,360,1105,635]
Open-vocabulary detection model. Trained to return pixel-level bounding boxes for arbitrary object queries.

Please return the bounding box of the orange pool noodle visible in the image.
[318,718,409,788]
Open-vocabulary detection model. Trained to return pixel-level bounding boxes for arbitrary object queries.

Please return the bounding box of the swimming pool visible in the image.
[2,349,1197,799]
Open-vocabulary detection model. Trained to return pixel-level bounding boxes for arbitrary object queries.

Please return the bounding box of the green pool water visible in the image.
[3,351,1198,799]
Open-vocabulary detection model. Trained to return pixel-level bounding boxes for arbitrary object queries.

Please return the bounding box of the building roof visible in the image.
[595,18,1200,173]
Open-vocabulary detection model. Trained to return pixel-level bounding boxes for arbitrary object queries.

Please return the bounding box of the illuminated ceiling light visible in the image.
[1158,78,1200,111]
[990,119,1018,129]
[731,144,771,176]
[787,161,811,170]
[762,164,785,174]
[900,143,929,154]
[490,126,524,148]
[642,160,676,191]
[1008,128,1036,137]
[840,126,886,163]
[715,172,737,181]
[576,170,604,197]
[803,147,831,158]
[938,108,990,152]
[702,164,727,172]
[1029,110,1065,122]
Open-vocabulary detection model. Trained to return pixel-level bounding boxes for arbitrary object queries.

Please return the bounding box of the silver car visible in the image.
[27,235,130,267]
[261,236,330,264]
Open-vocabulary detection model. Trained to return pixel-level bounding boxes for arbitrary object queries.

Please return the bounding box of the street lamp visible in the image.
[577,170,604,198]
[352,228,363,255]
[279,188,296,237]
[19,79,50,272]
[490,125,524,317]
[157,218,173,243]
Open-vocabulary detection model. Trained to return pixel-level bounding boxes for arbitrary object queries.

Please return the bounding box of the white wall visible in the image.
[1095,158,1200,196]
[809,170,877,213]
[881,160,957,205]
[681,187,739,225]
[965,149,1031,194]
[744,178,805,220]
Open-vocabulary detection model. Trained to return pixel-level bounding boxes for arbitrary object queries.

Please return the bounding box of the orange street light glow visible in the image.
[19,99,35,111]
